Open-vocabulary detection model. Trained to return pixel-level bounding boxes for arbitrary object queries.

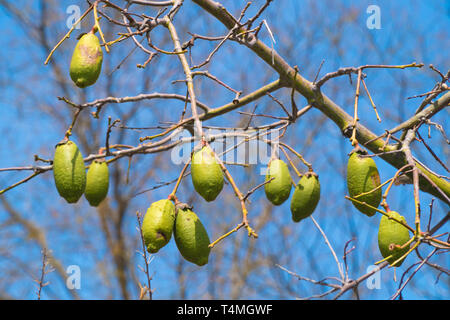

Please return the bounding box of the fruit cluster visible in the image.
[346,148,410,266]
[141,146,221,266]
[52,32,107,205]
[53,140,109,207]
[52,31,411,269]
[264,158,320,222]
[262,147,411,267]
[142,199,210,266]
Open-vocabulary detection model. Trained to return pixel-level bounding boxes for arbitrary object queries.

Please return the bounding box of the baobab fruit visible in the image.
[142,199,176,254]
[191,146,224,202]
[84,159,109,207]
[69,32,103,88]
[264,159,292,206]
[347,150,382,217]
[174,208,211,266]
[53,140,86,204]
[290,172,320,222]
[378,211,410,266]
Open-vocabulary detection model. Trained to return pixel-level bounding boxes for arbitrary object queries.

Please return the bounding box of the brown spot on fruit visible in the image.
[156,231,167,242]
[371,172,381,186]
[80,45,101,63]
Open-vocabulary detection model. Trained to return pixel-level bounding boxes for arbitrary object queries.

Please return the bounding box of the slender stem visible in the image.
[310,216,344,280]
[136,211,153,300]
[44,4,94,65]
[169,159,191,197]
[361,78,381,122]
[350,69,362,146]
[165,18,203,138]
[209,222,244,248]
[344,196,415,233]
[93,1,109,53]
[390,240,421,268]
[0,171,41,196]
[65,108,83,139]
[207,144,258,247]
[279,145,301,179]
[403,130,422,236]
[279,142,312,171]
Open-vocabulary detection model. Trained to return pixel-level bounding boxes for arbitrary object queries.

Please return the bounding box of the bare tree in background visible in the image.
[0,0,448,300]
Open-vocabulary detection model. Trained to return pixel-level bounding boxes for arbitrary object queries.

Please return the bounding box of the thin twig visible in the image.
[136,211,153,300]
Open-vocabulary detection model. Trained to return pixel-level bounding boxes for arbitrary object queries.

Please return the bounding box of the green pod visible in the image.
[290,173,320,222]
[174,208,211,266]
[378,211,410,266]
[142,199,176,254]
[53,140,86,204]
[264,159,292,206]
[69,32,103,88]
[191,146,224,202]
[347,150,382,217]
[84,160,109,207]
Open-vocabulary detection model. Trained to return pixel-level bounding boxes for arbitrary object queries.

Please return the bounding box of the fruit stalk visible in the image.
[279,145,301,179]
[345,196,414,232]
[350,69,362,146]
[279,142,313,172]
[170,159,191,197]
[93,1,109,53]
[64,108,82,139]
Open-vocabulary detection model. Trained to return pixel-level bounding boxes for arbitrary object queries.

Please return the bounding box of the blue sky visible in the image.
[0,0,448,300]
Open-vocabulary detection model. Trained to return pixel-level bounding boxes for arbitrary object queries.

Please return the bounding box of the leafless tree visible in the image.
[0,0,448,300]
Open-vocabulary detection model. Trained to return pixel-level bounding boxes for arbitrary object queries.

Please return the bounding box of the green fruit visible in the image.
[174,208,211,266]
[290,173,320,222]
[142,199,176,254]
[347,150,382,217]
[84,160,109,207]
[53,140,86,204]
[69,32,103,88]
[191,146,224,202]
[264,159,292,205]
[378,211,410,266]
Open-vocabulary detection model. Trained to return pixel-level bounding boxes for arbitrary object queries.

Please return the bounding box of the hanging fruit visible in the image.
[142,199,176,254]
[191,145,224,202]
[264,159,292,206]
[290,172,320,222]
[84,159,109,207]
[174,208,211,266]
[347,149,382,216]
[69,31,103,88]
[378,211,411,266]
[53,140,86,204]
